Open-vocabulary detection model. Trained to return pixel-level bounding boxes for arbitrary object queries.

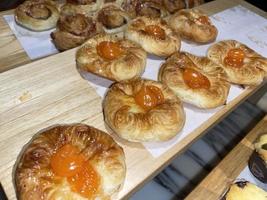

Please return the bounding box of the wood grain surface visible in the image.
[185,115,267,200]
[0,0,267,200]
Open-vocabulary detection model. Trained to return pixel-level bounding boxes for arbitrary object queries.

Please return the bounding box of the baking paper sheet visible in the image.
[4,6,267,157]
[237,166,267,190]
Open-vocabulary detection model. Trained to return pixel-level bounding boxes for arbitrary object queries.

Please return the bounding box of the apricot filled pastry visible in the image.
[15,124,126,200]
[159,52,230,109]
[97,3,130,34]
[125,16,181,57]
[121,0,168,19]
[168,9,217,43]
[51,13,103,51]
[61,0,101,15]
[76,34,147,81]
[103,79,185,142]
[15,0,60,31]
[208,40,267,85]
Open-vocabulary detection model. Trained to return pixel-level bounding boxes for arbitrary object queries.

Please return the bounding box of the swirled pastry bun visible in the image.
[76,34,147,81]
[168,9,217,43]
[159,52,230,109]
[103,79,185,142]
[208,40,267,86]
[15,124,126,200]
[97,3,130,34]
[122,0,168,19]
[51,13,103,51]
[125,16,181,57]
[61,0,101,15]
[15,0,60,31]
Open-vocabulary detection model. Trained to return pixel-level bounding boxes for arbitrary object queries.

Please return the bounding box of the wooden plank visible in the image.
[185,115,267,200]
[0,0,267,200]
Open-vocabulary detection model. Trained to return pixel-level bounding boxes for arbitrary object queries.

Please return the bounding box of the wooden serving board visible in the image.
[185,115,267,200]
[0,0,267,200]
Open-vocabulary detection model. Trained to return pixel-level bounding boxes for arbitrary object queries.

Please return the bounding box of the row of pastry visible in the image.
[14,0,210,51]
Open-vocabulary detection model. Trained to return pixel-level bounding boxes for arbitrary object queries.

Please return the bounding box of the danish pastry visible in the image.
[168,9,217,43]
[208,40,267,85]
[159,52,230,109]
[76,34,147,81]
[15,0,60,31]
[97,3,130,34]
[103,78,185,142]
[15,124,126,200]
[51,13,103,51]
[222,181,267,200]
[125,16,181,57]
[61,0,101,15]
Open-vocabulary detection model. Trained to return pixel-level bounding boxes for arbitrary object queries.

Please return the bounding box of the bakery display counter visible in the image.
[185,115,267,200]
[0,0,267,200]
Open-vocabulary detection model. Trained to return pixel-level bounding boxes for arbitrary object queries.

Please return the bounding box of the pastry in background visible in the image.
[15,0,60,31]
[222,181,267,200]
[163,0,185,14]
[76,34,147,81]
[15,124,126,200]
[51,13,103,51]
[61,0,102,15]
[249,133,267,183]
[125,16,181,57]
[168,9,217,43]
[159,52,230,109]
[121,0,168,19]
[97,3,130,34]
[103,0,124,6]
[208,40,267,86]
[103,78,185,142]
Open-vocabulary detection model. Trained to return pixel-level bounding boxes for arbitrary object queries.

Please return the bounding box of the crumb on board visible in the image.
[19,91,32,102]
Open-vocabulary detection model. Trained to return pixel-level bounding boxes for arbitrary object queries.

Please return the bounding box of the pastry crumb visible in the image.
[19,91,32,102]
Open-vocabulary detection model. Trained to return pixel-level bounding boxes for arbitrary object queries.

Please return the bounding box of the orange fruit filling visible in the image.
[51,144,99,198]
[224,48,245,68]
[196,16,210,25]
[134,85,164,111]
[144,25,166,40]
[68,161,100,198]
[96,41,124,60]
[183,68,210,89]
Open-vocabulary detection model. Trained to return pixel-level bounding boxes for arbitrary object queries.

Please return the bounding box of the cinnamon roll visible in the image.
[15,0,60,31]
[168,9,218,43]
[125,16,181,57]
[159,52,230,109]
[51,13,103,51]
[103,78,185,142]
[97,3,130,34]
[208,40,267,85]
[61,0,101,15]
[121,0,168,19]
[15,124,126,200]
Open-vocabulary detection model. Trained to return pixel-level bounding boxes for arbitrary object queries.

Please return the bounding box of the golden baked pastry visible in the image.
[51,13,103,51]
[61,0,102,15]
[208,40,267,85]
[103,0,124,6]
[121,0,168,19]
[125,16,181,57]
[15,0,60,31]
[97,3,130,34]
[159,52,230,109]
[76,34,147,81]
[255,133,267,163]
[168,8,217,43]
[15,124,126,200]
[103,78,185,142]
[223,181,267,200]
